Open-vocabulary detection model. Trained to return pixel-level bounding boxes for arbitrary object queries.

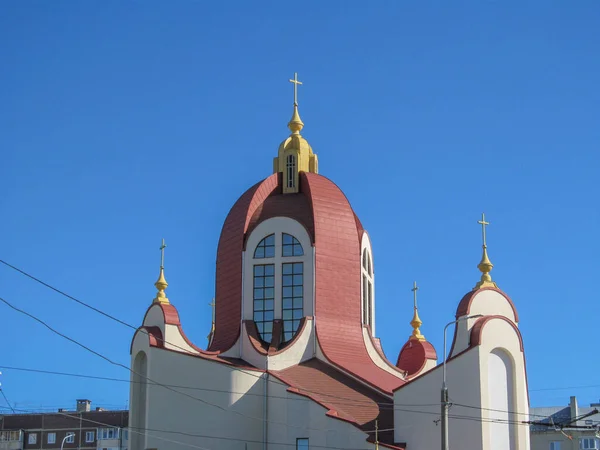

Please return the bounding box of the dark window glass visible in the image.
[253,264,275,342]
[282,233,304,257]
[282,262,303,342]
[286,155,296,188]
[254,234,275,259]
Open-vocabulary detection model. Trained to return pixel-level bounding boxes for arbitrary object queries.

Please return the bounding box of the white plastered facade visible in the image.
[129,308,380,450]
[393,289,530,450]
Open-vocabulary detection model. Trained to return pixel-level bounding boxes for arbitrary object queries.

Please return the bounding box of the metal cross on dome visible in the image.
[411,281,419,309]
[209,298,216,322]
[159,238,166,268]
[477,213,490,247]
[289,72,303,106]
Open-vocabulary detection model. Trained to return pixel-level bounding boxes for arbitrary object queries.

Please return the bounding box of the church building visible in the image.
[129,74,531,450]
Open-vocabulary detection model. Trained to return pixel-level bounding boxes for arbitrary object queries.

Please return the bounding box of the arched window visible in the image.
[253,265,275,342]
[282,233,304,257]
[254,234,275,259]
[282,262,303,341]
[286,154,296,188]
[251,231,305,344]
[362,249,373,328]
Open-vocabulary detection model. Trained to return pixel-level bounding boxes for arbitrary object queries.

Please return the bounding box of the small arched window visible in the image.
[361,249,373,328]
[286,154,296,188]
[282,233,304,257]
[254,234,275,259]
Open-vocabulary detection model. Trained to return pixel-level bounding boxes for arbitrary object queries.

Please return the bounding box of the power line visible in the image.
[0,260,562,432]
[0,295,372,439]
[0,258,401,403]
[0,389,16,414]
[0,405,379,450]
[0,364,447,411]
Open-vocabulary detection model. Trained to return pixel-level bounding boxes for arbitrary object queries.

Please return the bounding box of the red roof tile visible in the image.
[396,339,437,378]
[271,359,403,448]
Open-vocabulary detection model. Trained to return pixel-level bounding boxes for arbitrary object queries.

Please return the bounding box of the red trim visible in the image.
[469,315,524,352]
[363,325,407,376]
[455,287,519,322]
[449,287,520,357]
[129,326,164,354]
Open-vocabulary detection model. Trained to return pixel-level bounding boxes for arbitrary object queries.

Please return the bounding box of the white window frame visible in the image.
[243,218,314,327]
[48,432,56,444]
[28,433,37,444]
[360,232,375,335]
[580,438,600,449]
[85,430,95,442]
[98,427,120,440]
[65,432,75,443]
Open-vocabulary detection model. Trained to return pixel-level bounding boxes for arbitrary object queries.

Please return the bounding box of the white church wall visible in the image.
[239,318,315,371]
[268,317,315,370]
[131,334,266,450]
[361,327,406,380]
[267,376,377,450]
[476,318,530,450]
[393,349,484,450]
[451,289,518,357]
[164,323,199,354]
[243,217,315,321]
[468,290,517,324]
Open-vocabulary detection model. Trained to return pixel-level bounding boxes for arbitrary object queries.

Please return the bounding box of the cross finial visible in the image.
[478,213,490,247]
[289,72,303,106]
[209,298,216,322]
[411,281,419,309]
[409,281,425,341]
[153,238,169,305]
[159,238,167,268]
[474,212,498,290]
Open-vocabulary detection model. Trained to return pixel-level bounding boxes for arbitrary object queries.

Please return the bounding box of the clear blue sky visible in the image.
[1,2,599,413]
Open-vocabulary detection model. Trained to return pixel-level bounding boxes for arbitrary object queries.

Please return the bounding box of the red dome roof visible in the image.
[210,171,405,393]
[396,339,437,378]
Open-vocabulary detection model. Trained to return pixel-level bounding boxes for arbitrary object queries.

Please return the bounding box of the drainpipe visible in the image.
[263,356,269,450]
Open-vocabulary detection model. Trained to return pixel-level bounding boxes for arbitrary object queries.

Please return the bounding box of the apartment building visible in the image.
[0,399,128,450]
[530,396,600,450]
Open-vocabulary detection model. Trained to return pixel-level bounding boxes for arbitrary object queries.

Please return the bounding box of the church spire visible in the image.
[273,72,318,194]
[474,213,498,290]
[153,239,170,305]
[288,72,304,134]
[409,281,426,341]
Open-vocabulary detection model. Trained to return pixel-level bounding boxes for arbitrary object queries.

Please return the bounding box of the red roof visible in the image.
[210,171,405,394]
[396,338,437,378]
[271,359,405,449]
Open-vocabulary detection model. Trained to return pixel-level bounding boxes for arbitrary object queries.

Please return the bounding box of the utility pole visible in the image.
[442,315,482,450]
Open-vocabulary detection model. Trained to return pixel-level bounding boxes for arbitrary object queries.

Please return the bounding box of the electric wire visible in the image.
[0,258,402,405]
[0,295,374,439]
[0,259,579,436]
[0,405,382,450]
[0,388,16,413]
[0,365,442,411]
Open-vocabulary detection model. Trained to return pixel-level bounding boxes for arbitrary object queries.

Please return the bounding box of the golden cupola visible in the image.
[273,72,318,194]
